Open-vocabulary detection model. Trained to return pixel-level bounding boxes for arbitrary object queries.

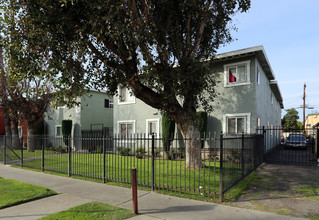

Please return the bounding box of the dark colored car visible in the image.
[285,133,307,149]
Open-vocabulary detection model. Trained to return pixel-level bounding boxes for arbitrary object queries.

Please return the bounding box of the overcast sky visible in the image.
[217,0,319,121]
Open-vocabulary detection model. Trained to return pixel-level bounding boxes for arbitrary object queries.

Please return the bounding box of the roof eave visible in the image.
[214,46,275,80]
[270,80,284,109]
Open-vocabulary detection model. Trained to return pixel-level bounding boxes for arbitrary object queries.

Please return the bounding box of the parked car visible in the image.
[285,133,307,149]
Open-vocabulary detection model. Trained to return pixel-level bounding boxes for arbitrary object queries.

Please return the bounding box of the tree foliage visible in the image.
[0,0,54,151]
[17,0,250,167]
[282,108,300,130]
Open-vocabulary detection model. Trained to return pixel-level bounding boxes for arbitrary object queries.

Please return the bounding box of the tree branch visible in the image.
[87,40,126,71]
[189,0,211,58]
[129,0,154,65]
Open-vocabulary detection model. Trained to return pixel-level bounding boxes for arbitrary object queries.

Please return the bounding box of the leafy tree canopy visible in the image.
[10,0,251,167]
[20,0,250,116]
[282,108,300,130]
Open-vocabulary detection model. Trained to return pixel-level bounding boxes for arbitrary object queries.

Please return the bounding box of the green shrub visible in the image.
[62,120,72,146]
[135,147,146,159]
[227,149,240,162]
[166,150,176,160]
[196,111,207,149]
[117,147,131,156]
[166,150,184,160]
[35,119,48,135]
[154,148,160,157]
[51,145,67,154]
[87,146,103,153]
[162,113,175,152]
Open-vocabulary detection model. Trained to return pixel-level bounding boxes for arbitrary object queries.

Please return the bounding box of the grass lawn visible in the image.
[0,177,57,209]
[1,149,55,164]
[40,202,135,220]
[23,153,222,196]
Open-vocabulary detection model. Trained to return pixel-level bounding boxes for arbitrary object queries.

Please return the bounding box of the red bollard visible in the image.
[132,168,138,214]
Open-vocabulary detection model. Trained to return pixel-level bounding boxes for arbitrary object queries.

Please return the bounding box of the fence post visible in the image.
[151,133,155,191]
[4,135,6,165]
[219,133,223,203]
[68,136,71,177]
[241,132,245,177]
[42,135,45,172]
[262,126,266,162]
[103,135,106,184]
[131,168,138,214]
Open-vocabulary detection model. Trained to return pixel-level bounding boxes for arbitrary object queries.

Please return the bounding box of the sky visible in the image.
[216,0,319,121]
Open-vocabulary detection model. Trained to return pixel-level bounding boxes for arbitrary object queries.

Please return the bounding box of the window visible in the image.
[223,113,251,134]
[119,87,126,102]
[104,99,113,108]
[146,119,160,137]
[55,125,62,137]
[224,60,250,87]
[118,121,135,139]
[118,87,135,104]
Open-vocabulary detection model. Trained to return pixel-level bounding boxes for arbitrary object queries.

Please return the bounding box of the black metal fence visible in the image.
[258,127,319,166]
[1,133,265,201]
[220,134,264,196]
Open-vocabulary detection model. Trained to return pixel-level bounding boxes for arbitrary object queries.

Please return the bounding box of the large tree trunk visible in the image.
[11,118,20,149]
[174,112,202,169]
[27,123,35,152]
[183,124,202,169]
[4,115,12,147]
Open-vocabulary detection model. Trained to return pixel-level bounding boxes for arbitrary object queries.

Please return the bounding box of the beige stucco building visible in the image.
[305,113,319,136]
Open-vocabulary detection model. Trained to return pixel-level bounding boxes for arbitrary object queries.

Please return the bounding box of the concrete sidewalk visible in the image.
[0,164,306,220]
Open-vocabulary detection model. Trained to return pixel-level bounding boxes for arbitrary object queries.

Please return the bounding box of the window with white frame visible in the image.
[223,113,251,134]
[224,60,250,87]
[118,120,135,139]
[118,87,135,104]
[146,119,159,137]
[55,125,62,137]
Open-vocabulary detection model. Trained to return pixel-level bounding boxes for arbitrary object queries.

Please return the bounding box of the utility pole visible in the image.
[303,83,306,135]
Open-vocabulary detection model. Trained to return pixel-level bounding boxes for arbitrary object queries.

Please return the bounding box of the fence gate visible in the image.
[263,128,318,166]
[0,135,22,165]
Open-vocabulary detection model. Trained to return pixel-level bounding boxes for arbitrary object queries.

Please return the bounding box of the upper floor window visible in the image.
[118,87,135,104]
[104,99,113,108]
[224,60,250,87]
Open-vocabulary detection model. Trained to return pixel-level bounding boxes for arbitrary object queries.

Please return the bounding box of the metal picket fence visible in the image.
[1,133,265,201]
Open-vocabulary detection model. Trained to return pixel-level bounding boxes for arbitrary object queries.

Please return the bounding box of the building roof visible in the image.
[306,113,319,117]
[214,45,284,109]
